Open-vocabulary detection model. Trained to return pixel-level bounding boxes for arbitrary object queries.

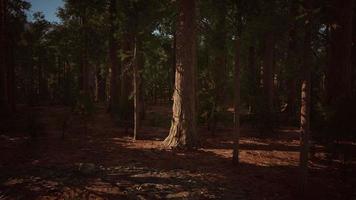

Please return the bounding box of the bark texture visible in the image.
[108,0,120,112]
[299,1,312,193]
[164,0,197,148]
[263,32,274,112]
[0,0,9,114]
[133,37,143,140]
[286,1,299,119]
[232,38,241,165]
[326,0,354,106]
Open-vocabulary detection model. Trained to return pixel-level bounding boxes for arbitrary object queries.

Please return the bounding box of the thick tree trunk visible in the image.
[326,0,354,107]
[299,2,312,194]
[232,38,241,165]
[163,0,197,148]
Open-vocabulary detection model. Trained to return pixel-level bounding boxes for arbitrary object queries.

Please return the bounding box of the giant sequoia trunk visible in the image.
[163,0,197,148]
[326,0,354,107]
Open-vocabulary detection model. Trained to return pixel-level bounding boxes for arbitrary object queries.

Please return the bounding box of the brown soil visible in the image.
[0,105,355,200]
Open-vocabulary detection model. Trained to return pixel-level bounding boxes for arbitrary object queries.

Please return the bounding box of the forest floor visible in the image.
[0,104,356,200]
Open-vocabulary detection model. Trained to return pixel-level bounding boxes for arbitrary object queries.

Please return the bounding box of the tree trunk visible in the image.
[133,36,143,140]
[263,32,274,113]
[326,0,354,108]
[0,0,9,115]
[7,39,15,111]
[247,46,257,113]
[163,0,197,148]
[209,0,227,135]
[171,31,176,93]
[80,14,90,97]
[233,37,241,165]
[120,32,134,121]
[286,0,298,119]
[260,32,275,134]
[299,1,312,194]
[108,0,120,112]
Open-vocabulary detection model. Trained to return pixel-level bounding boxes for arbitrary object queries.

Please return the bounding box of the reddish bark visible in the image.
[164,0,197,148]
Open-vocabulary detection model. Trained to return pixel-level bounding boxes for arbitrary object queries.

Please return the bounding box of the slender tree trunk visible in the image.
[0,0,9,115]
[38,54,43,100]
[133,36,142,140]
[326,0,354,107]
[260,32,275,134]
[247,46,257,113]
[120,32,134,121]
[108,0,120,112]
[232,0,242,165]
[286,1,298,119]
[7,40,15,111]
[209,0,227,135]
[80,14,90,97]
[299,1,312,194]
[263,32,274,113]
[164,0,197,148]
[233,37,241,165]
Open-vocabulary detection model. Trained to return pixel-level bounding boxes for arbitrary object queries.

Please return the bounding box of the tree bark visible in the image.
[299,1,312,194]
[0,0,9,115]
[120,32,134,121]
[171,31,176,93]
[163,0,197,148]
[133,37,141,140]
[326,0,354,107]
[209,0,227,135]
[233,37,241,165]
[7,39,15,111]
[108,0,120,112]
[263,32,274,113]
[286,1,298,119]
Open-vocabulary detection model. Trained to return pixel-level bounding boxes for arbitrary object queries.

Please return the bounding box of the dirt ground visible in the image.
[0,105,355,200]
